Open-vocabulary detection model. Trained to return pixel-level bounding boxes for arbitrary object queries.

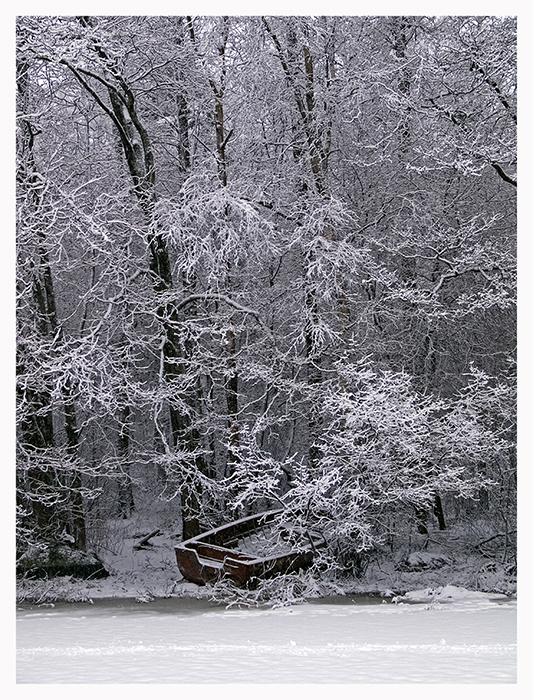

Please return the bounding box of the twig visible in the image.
[475,530,516,549]
[134,529,162,549]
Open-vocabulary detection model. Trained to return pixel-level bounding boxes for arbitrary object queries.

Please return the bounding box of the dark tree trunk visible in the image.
[117,405,135,519]
[414,506,428,535]
[70,18,207,540]
[433,493,446,531]
[17,46,86,550]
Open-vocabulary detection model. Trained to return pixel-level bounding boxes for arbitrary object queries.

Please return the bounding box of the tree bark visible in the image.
[17,47,86,549]
[117,404,135,519]
[71,17,206,539]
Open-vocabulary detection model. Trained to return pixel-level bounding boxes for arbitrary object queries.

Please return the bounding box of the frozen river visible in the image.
[17,593,516,684]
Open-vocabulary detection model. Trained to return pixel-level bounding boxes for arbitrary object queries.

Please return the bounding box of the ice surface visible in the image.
[17,594,516,684]
[15,523,519,686]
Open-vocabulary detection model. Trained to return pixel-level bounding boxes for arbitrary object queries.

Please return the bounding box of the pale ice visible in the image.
[17,587,516,684]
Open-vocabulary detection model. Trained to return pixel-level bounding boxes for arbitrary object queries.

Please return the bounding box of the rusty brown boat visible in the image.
[175,509,325,586]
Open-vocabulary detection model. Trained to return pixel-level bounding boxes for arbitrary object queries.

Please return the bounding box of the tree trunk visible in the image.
[70,17,207,539]
[433,493,446,531]
[117,405,135,519]
[17,47,87,549]
[414,506,428,535]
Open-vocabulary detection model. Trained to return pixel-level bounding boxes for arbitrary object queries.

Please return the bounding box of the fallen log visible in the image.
[134,529,162,549]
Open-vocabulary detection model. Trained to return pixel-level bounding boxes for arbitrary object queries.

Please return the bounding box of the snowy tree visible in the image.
[16,15,516,572]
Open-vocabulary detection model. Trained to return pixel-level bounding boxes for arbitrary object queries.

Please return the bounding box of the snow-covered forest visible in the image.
[16,15,516,594]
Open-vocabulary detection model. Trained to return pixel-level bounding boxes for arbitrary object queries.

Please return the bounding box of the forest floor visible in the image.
[16,512,517,606]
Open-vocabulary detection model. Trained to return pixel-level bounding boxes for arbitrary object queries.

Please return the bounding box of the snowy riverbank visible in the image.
[16,518,517,606]
[15,522,519,686]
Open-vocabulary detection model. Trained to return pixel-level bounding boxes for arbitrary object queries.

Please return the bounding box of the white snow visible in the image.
[392,584,509,604]
[17,593,516,684]
[15,525,517,604]
[15,522,520,688]
[401,550,452,569]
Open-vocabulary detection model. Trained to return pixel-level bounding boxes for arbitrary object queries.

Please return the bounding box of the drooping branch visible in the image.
[471,59,517,124]
[176,293,267,329]
[491,161,517,187]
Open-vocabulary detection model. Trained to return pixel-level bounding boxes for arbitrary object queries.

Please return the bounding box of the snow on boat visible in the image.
[175,509,325,586]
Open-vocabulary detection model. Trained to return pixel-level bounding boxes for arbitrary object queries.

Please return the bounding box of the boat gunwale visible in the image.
[174,509,325,585]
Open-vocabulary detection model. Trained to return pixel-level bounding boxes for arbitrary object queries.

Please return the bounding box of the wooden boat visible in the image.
[175,509,325,586]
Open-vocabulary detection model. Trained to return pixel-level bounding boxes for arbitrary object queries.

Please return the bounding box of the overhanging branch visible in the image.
[491,162,517,187]
[176,293,266,328]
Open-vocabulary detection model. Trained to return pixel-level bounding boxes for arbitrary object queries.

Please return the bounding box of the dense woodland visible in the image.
[16,16,516,577]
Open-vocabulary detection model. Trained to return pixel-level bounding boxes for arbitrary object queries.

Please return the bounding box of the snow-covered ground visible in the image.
[15,519,522,690]
[17,589,516,684]
[15,521,517,604]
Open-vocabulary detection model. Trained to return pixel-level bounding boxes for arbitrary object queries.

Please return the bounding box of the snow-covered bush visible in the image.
[207,569,346,608]
[278,360,511,567]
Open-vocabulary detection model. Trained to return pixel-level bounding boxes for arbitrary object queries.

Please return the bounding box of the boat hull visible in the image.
[175,509,322,586]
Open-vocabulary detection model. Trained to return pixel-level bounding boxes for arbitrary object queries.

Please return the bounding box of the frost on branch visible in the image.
[281,360,509,568]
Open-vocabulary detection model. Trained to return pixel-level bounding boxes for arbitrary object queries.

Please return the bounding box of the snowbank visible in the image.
[392,584,509,604]
[16,518,517,605]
